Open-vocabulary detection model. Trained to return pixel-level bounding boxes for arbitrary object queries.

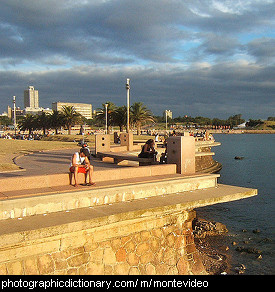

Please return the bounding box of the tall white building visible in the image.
[24,86,39,108]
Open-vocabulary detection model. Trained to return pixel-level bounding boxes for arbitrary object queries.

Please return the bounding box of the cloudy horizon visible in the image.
[0,0,274,120]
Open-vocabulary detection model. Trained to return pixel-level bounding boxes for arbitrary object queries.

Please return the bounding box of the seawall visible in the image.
[0,170,256,275]
[0,207,205,275]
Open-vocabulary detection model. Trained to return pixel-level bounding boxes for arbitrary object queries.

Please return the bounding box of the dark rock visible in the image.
[193,218,228,238]
[260,237,271,243]
[252,229,261,234]
[234,264,246,274]
[235,246,262,254]
[234,156,244,160]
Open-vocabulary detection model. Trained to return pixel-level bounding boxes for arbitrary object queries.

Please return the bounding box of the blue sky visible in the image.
[0,0,274,119]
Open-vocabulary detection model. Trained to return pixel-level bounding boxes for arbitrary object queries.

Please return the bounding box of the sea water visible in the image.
[196,134,274,275]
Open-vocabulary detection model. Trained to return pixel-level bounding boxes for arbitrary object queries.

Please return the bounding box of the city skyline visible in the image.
[0,0,274,120]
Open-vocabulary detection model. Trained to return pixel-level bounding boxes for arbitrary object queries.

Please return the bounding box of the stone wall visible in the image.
[195,146,220,173]
[0,209,206,275]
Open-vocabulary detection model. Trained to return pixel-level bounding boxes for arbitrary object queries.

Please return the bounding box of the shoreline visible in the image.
[210,129,275,134]
[193,217,230,275]
[193,218,232,275]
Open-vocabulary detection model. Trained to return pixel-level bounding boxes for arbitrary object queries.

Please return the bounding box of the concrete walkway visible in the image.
[0,184,257,238]
[0,148,132,178]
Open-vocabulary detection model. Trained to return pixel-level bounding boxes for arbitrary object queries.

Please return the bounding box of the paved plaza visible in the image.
[0,148,129,178]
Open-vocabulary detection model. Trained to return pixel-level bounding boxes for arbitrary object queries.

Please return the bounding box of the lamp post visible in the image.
[126,78,130,133]
[13,96,16,135]
[165,110,168,133]
[105,103,108,134]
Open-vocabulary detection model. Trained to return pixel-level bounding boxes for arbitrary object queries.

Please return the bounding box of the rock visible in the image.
[193,218,228,238]
[241,229,247,233]
[241,264,246,270]
[234,156,244,160]
[234,264,246,274]
[260,237,271,243]
[232,241,237,246]
[235,246,262,254]
[252,229,260,234]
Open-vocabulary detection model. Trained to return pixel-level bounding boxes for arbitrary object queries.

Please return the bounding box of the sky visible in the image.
[0,0,274,120]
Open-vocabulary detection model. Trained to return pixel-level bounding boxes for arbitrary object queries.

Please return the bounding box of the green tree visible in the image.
[95,102,117,133]
[130,102,155,135]
[113,106,127,132]
[246,119,264,128]
[61,106,83,135]
[18,114,37,135]
[36,111,50,135]
[0,116,12,128]
[226,114,245,128]
[49,110,65,134]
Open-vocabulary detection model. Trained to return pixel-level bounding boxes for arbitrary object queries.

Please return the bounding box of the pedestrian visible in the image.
[69,148,96,187]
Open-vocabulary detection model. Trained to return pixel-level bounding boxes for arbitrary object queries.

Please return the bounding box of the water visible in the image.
[196,134,275,275]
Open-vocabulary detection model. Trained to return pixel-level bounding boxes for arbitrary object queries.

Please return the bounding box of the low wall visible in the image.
[0,164,177,192]
[0,207,206,275]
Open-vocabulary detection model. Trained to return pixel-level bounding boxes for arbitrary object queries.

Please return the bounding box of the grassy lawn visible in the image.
[0,139,77,172]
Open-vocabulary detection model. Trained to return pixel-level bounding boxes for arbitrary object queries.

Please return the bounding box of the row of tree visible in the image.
[18,106,83,135]
[93,102,154,134]
[3,101,273,135]
[17,102,155,135]
[156,114,245,128]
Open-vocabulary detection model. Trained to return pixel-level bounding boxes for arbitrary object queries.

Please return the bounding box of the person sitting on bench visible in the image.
[69,148,95,187]
[138,139,158,162]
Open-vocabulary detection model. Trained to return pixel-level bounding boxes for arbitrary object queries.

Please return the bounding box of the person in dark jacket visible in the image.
[138,139,158,161]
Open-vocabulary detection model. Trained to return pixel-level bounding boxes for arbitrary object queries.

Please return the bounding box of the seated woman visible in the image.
[138,139,158,161]
[69,148,95,187]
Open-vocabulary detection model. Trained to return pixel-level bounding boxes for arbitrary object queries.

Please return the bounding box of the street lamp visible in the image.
[13,96,16,135]
[105,103,108,134]
[165,110,168,133]
[126,78,130,133]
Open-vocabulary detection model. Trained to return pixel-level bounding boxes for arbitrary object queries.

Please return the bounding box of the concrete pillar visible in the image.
[120,133,133,151]
[114,132,120,144]
[95,134,110,155]
[167,136,195,174]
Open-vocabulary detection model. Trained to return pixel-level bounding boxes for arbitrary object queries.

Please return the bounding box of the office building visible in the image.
[52,102,93,119]
[7,106,24,119]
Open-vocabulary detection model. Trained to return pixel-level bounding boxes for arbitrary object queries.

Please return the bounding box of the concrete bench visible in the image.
[97,151,155,165]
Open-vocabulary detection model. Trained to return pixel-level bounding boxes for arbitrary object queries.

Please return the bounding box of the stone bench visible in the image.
[97,151,155,165]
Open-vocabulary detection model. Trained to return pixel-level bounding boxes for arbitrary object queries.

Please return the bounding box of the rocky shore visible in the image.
[192,218,268,275]
[193,218,230,275]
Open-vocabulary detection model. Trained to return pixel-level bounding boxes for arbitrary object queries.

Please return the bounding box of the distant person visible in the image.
[69,148,95,187]
[170,130,177,136]
[154,133,159,142]
[160,140,168,164]
[138,139,158,161]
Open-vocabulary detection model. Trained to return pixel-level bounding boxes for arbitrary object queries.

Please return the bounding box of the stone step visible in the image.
[0,184,257,247]
[0,173,219,220]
